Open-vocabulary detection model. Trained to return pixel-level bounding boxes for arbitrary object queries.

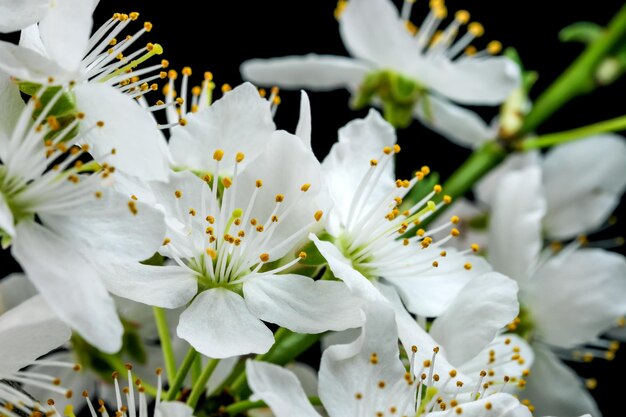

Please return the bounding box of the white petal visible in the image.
[459,334,534,383]
[310,234,384,302]
[428,393,532,417]
[287,362,319,397]
[339,0,419,72]
[522,346,601,417]
[155,402,195,417]
[319,302,414,416]
[41,188,165,263]
[0,72,24,156]
[0,296,71,374]
[415,94,493,148]
[375,282,465,379]
[0,191,15,237]
[73,83,170,181]
[101,263,197,309]
[0,40,70,83]
[169,82,275,174]
[233,131,322,260]
[385,251,491,317]
[474,152,540,206]
[38,0,96,71]
[177,288,274,358]
[420,57,521,105]
[19,24,47,56]
[12,221,123,353]
[526,248,626,348]
[488,166,546,282]
[0,0,50,32]
[429,273,519,366]
[241,54,370,92]
[246,360,321,417]
[322,109,396,225]
[244,274,364,333]
[295,91,312,149]
[543,134,626,239]
[206,356,239,396]
[0,273,37,313]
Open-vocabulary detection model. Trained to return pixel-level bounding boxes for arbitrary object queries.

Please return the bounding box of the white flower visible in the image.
[241,0,519,135]
[487,163,626,417]
[0,296,72,416]
[0,75,166,353]
[0,4,171,180]
[105,131,363,359]
[247,302,533,417]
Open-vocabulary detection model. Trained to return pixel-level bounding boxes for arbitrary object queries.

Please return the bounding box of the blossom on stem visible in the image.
[0,75,166,353]
[241,0,519,136]
[105,130,363,359]
[0,4,171,180]
[247,302,533,417]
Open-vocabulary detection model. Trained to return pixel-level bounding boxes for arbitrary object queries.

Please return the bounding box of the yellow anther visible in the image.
[129,12,139,20]
[255,179,263,188]
[299,183,311,192]
[468,22,484,37]
[433,184,442,194]
[432,261,439,267]
[205,71,213,81]
[405,21,418,35]
[378,380,386,389]
[234,152,245,163]
[464,45,477,56]
[455,10,470,24]
[421,166,431,175]
[298,251,307,259]
[182,67,192,76]
[161,59,169,68]
[433,5,447,19]
[260,253,270,262]
[334,0,348,19]
[585,378,598,390]
[314,210,324,221]
[443,195,452,204]
[127,201,138,215]
[471,243,480,252]
[206,248,217,259]
[275,194,285,203]
[273,96,281,105]
[144,21,153,32]
[450,228,460,237]
[383,146,392,155]
[213,149,224,161]
[487,40,502,55]
[464,263,472,270]
[222,84,232,93]
[222,177,232,188]
[393,144,401,153]
[258,88,267,97]
[450,215,460,224]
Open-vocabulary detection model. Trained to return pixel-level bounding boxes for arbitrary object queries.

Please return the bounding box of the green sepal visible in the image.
[1,230,12,249]
[559,22,603,44]
[296,232,332,267]
[141,252,165,266]
[352,70,425,128]
[18,83,78,119]
[122,323,148,365]
[468,212,489,230]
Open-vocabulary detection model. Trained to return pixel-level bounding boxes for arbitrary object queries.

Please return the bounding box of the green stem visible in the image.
[521,115,626,150]
[229,331,322,398]
[521,4,626,134]
[438,141,506,207]
[152,307,177,384]
[186,358,220,409]
[225,397,322,415]
[165,347,198,401]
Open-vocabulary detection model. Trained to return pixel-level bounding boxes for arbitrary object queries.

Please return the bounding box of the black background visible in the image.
[3,0,626,415]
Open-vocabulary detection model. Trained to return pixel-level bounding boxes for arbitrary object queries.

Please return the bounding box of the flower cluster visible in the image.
[0,1,624,417]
